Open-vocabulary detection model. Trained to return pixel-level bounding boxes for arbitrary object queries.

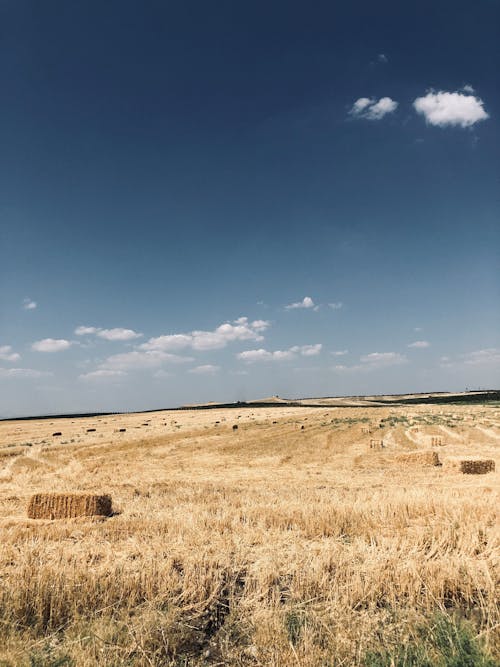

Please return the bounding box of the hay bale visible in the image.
[443,457,495,475]
[232,424,238,430]
[431,436,443,446]
[52,432,62,437]
[395,450,440,466]
[27,493,113,519]
[370,439,384,450]
[86,428,96,433]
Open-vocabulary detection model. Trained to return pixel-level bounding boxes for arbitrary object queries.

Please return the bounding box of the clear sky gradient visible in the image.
[1,1,499,417]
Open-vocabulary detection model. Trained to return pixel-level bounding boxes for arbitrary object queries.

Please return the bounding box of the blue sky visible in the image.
[1,1,499,417]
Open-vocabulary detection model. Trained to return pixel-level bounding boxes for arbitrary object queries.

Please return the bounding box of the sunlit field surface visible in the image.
[0,404,498,666]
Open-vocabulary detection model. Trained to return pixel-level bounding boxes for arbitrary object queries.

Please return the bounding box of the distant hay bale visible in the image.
[119,428,126,433]
[370,439,384,450]
[232,424,238,430]
[443,457,495,475]
[395,450,440,466]
[27,493,113,519]
[431,436,443,446]
[52,432,62,437]
[86,428,96,433]
[361,426,371,434]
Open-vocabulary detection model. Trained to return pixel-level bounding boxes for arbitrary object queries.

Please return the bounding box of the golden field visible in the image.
[0,404,498,666]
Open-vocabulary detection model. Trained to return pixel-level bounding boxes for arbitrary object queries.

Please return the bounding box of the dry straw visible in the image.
[27,493,113,519]
[394,450,440,466]
[443,457,495,475]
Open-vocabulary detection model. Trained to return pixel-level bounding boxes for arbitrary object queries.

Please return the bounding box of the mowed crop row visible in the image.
[0,405,498,666]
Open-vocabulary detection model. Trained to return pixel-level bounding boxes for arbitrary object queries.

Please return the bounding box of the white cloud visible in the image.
[140,317,270,353]
[74,326,142,340]
[413,90,489,128]
[188,364,220,375]
[75,326,100,335]
[408,340,430,348]
[295,343,322,357]
[23,298,37,310]
[328,302,343,310]
[378,54,388,64]
[97,328,142,341]
[462,84,475,94]
[0,345,21,362]
[0,367,49,379]
[350,96,398,120]
[100,350,193,371]
[32,338,72,353]
[331,349,348,356]
[285,296,315,310]
[79,370,127,381]
[238,344,322,363]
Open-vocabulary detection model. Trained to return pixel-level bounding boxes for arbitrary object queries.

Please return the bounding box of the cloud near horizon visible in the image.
[100,350,194,372]
[335,351,407,372]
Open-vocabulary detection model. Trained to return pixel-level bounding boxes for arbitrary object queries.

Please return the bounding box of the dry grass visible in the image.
[0,404,498,666]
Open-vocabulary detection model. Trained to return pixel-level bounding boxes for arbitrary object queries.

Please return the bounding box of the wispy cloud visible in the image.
[285,296,316,310]
[238,343,322,363]
[79,369,127,381]
[32,338,72,352]
[408,340,430,348]
[334,351,407,372]
[0,345,21,362]
[188,364,220,375]
[140,317,270,352]
[413,90,489,128]
[100,350,193,371]
[328,302,343,310]
[462,348,500,366]
[331,349,348,356]
[22,298,37,310]
[378,53,388,64]
[349,96,398,120]
[0,367,49,378]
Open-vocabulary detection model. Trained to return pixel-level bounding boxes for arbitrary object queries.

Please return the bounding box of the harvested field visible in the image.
[0,403,498,666]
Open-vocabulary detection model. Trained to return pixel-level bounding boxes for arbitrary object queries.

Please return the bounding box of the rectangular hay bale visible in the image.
[27,493,113,519]
[394,450,440,466]
[443,457,495,475]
